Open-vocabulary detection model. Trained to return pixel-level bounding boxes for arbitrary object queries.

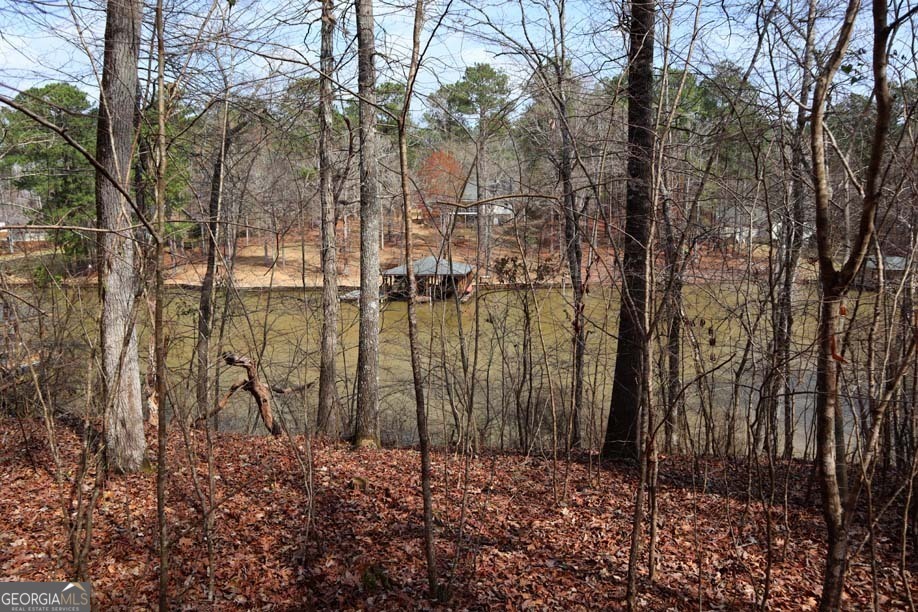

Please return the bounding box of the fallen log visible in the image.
[194,353,276,435]
[195,353,314,435]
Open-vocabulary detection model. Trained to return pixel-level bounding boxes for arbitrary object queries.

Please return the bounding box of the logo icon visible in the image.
[0,581,91,612]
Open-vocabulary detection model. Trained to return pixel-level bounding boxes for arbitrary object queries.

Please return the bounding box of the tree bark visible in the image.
[196,107,236,424]
[814,293,849,610]
[661,194,682,453]
[774,0,816,460]
[317,0,341,435]
[476,140,491,274]
[96,0,145,473]
[204,353,282,436]
[809,0,893,606]
[399,19,440,598]
[153,0,169,607]
[354,0,381,448]
[559,96,584,450]
[603,0,654,460]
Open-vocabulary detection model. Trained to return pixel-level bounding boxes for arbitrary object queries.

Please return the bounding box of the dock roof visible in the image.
[383,256,473,277]
[865,256,909,271]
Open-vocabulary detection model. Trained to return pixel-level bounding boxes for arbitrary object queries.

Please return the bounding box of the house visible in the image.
[415,150,515,224]
[441,179,515,227]
[856,255,914,290]
[769,220,815,244]
[710,203,768,246]
[0,187,46,252]
[382,256,474,300]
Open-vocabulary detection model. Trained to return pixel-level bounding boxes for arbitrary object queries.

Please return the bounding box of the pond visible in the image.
[2,279,846,456]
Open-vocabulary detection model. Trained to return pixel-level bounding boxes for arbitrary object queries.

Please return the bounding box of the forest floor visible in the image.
[1,418,911,610]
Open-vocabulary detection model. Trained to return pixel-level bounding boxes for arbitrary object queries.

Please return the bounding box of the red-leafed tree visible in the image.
[416,149,465,209]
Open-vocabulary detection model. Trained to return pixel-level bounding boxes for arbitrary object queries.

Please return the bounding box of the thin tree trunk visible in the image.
[153,0,169,607]
[399,57,440,608]
[354,0,380,448]
[661,192,682,453]
[196,105,234,423]
[396,0,439,596]
[557,59,584,450]
[561,143,584,450]
[96,0,145,473]
[777,0,816,460]
[317,0,340,435]
[809,0,893,605]
[476,144,490,273]
[814,292,849,610]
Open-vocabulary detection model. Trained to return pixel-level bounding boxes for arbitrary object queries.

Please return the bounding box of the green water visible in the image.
[162,285,626,444]
[3,280,821,450]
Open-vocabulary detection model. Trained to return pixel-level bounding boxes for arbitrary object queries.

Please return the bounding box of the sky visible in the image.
[0,0,736,107]
[0,0,512,106]
[0,0,913,120]
[0,1,106,95]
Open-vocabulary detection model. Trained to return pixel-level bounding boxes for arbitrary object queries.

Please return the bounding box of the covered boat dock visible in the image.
[382,256,474,301]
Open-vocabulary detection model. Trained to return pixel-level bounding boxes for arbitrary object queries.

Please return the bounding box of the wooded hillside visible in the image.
[1,0,917,608]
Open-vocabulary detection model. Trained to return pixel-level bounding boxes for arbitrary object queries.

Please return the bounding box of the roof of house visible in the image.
[383,256,473,277]
[865,256,909,271]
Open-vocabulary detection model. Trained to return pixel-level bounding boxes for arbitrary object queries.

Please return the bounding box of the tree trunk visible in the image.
[476,144,490,274]
[664,292,681,453]
[602,0,654,460]
[354,0,380,448]
[559,95,583,450]
[316,0,340,436]
[398,5,440,589]
[96,0,145,473]
[815,292,849,610]
[661,194,682,453]
[196,107,235,423]
[776,0,816,459]
[153,0,169,607]
[809,0,893,605]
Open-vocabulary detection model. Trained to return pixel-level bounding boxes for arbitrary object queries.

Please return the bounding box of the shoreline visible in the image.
[0,276,576,292]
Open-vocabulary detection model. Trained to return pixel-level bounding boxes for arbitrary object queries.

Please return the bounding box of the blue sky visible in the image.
[0,0,511,106]
[0,0,732,106]
[1,0,912,119]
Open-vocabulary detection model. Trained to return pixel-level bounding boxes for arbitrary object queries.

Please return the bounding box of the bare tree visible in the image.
[397,0,441,596]
[808,0,907,606]
[354,0,381,447]
[768,0,817,461]
[96,0,145,472]
[317,0,341,435]
[196,105,246,424]
[153,0,170,606]
[603,0,655,460]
